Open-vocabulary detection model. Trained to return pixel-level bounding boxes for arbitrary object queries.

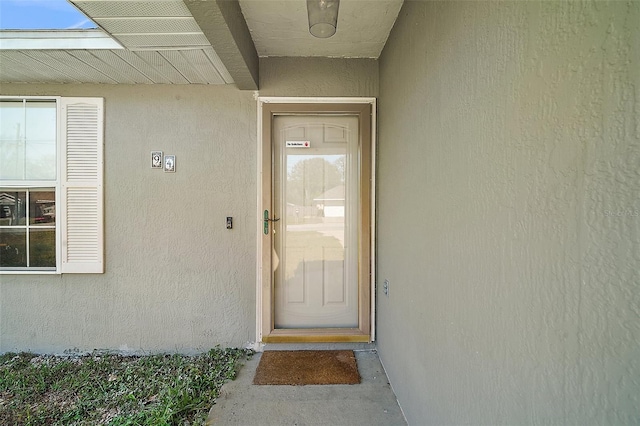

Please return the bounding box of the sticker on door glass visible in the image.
[286,141,311,148]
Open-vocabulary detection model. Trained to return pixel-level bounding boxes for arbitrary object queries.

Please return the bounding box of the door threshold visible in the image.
[262,328,370,343]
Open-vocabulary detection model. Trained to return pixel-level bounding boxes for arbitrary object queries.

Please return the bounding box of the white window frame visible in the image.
[0,96,104,274]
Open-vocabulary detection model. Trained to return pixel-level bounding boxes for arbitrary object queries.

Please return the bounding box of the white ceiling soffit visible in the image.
[73,0,209,50]
[0,1,234,85]
[0,47,231,84]
[0,30,121,50]
[238,0,404,58]
[0,0,404,85]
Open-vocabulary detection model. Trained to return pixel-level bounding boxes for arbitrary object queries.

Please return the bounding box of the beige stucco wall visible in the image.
[259,57,378,97]
[0,84,258,353]
[0,57,377,354]
[377,1,639,425]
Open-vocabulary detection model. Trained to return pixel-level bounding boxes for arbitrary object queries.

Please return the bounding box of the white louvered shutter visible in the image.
[60,98,104,273]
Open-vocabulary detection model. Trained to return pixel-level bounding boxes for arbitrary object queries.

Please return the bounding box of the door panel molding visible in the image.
[256,97,376,343]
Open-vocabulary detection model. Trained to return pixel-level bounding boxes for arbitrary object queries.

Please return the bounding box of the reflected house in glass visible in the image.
[33,198,55,223]
[0,192,56,225]
[313,184,345,222]
[0,192,51,225]
[0,192,21,225]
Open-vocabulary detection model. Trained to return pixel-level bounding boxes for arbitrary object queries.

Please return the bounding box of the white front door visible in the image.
[260,101,373,342]
[273,115,359,328]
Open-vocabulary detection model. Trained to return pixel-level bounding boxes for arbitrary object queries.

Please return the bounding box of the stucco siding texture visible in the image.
[377,1,639,425]
[259,57,378,97]
[0,84,257,353]
[0,58,377,353]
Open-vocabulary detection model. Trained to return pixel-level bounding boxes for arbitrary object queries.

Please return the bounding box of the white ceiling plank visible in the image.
[65,50,140,84]
[159,50,207,84]
[113,33,210,49]
[203,48,234,84]
[94,17,202,34]
[0,30,122,50]
[44,51,119,84]
[89,50,155,83]
[1,69,30,83]
[73,1,191,19]
[110,50,173,84]
[4,51,82,83]
[134,51,189,84]
[179,50,226,84]
[0,52,59,82]
[0,58,40,83]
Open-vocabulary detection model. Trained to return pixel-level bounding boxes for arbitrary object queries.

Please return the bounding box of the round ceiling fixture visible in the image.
[307,0,340,38]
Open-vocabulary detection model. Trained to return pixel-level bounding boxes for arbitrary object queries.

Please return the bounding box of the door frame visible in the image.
[256,97,377,343]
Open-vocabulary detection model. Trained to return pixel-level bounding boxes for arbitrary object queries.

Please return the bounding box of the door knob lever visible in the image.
[263,210,280,234]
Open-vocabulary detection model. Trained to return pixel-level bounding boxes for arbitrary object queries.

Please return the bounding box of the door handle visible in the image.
[263,210,280,234]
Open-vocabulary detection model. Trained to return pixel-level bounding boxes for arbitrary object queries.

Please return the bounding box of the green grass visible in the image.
[0,347,252,425]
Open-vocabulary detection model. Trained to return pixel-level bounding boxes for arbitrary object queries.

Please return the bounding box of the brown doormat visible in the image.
[253,350,360,385]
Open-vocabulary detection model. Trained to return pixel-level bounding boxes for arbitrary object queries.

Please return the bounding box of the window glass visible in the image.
[0,101,25,180]
[26,102,57,180]
[0,191,26,225]
[0,100,56,180]
[0,189,55,269]
[0,229,27,267]
[0,101,24,140]
[29,229,56,267]
[30,191,56,225]
[25,102,56,141]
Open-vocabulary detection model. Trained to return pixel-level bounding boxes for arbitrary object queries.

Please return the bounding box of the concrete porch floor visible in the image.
[206,350,407,425]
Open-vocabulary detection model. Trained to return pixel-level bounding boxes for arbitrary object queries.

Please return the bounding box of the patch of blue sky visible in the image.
[0,0,97,30]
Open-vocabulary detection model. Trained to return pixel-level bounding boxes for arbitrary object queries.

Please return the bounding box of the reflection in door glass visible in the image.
[273,116,359,328]
[286,154,344,227]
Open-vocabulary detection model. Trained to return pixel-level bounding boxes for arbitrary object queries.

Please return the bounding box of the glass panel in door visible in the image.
[273,115,359,328]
